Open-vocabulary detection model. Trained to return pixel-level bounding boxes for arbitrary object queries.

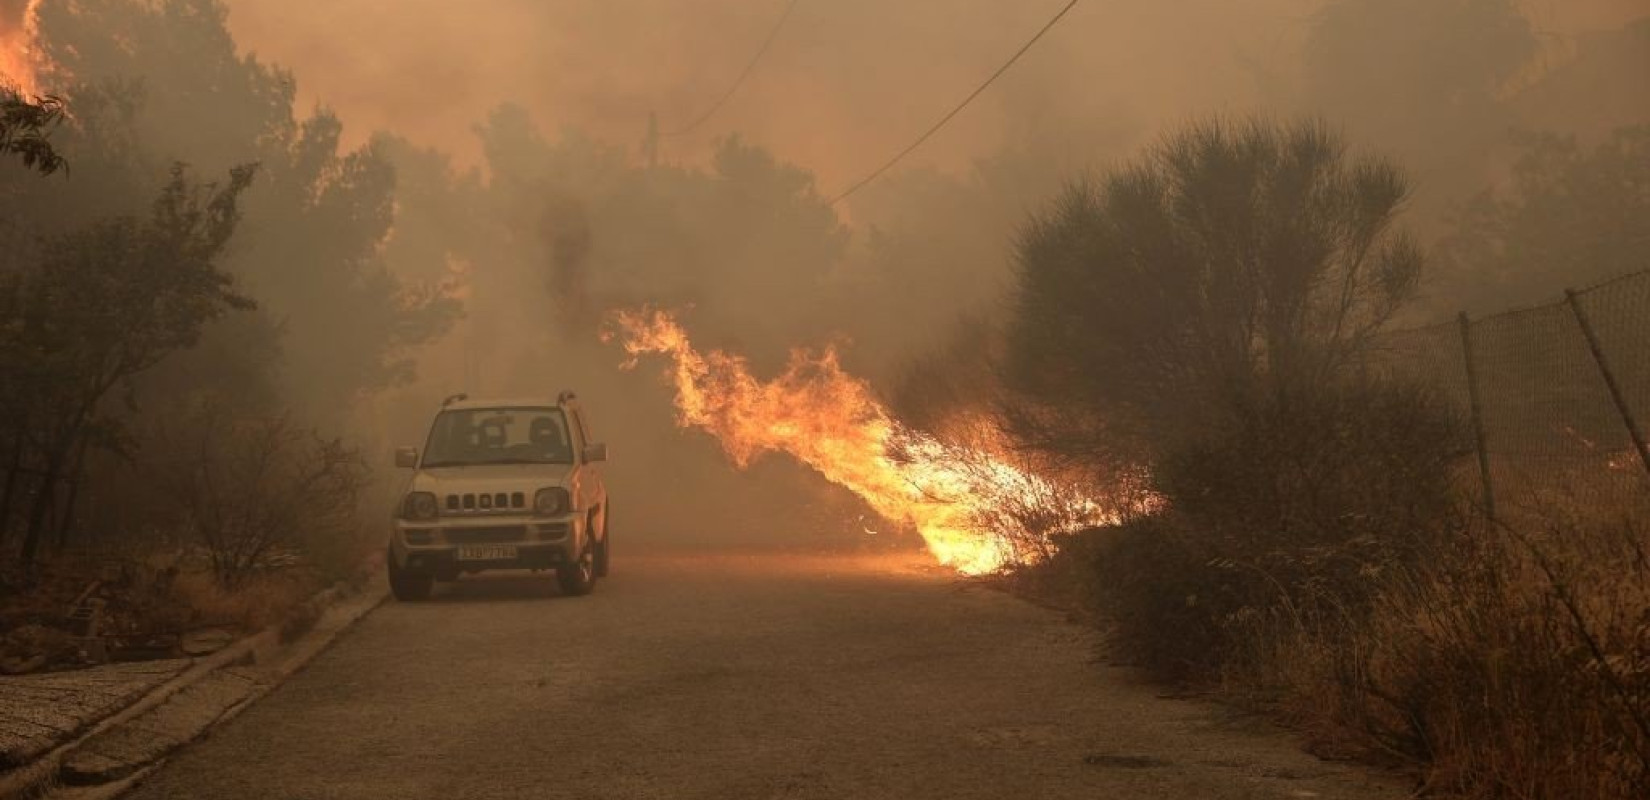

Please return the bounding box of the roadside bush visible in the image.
[156,409,369,588]
[1004,117,1423,470]
[1158,380,1464,608]
[1091,379,1464,682]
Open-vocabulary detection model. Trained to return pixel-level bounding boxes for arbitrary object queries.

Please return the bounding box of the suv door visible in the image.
[569,408,604,510]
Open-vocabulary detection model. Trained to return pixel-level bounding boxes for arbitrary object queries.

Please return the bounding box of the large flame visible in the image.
[0,0,45,96]
[606,307,1111,574]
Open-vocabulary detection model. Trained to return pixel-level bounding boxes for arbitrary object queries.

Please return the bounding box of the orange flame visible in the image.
[0,0,45,97]
[605,307,1112,574]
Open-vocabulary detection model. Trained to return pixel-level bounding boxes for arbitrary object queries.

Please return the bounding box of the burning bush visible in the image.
[607,307,1117,573]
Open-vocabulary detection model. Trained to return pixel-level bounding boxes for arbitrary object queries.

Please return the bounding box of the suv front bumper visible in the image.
[390,514,585,575]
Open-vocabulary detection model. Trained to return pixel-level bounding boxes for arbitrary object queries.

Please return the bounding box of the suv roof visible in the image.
[440,392,582,411]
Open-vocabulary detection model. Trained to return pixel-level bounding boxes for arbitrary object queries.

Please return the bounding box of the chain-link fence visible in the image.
[1371,270,1650,516]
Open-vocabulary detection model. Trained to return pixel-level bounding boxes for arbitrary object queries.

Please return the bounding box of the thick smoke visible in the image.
[217,0,1645,185]
[197,0,1650,551]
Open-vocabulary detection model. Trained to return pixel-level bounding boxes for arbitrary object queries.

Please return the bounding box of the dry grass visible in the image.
[166,569,317,634]
[1225,491,1650,799]
[1012,381,1650,797]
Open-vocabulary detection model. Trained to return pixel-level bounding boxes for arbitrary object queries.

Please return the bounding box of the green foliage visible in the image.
[21,164,255,370]
[1,165,256,563]
[240,114,460,421]
[26,0,458,428]
[1004,117,1423,463]
[0,92,68,176]
[997,117,1462,683]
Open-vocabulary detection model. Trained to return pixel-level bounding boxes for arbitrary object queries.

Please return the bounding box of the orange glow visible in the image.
[605,307,1114,574]
[0,0,44,97]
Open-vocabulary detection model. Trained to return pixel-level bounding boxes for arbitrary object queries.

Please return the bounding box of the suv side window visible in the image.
[569,409,591,449]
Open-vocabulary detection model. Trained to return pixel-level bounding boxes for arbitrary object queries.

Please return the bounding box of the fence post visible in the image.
[1566,289,1650,481]
[1459,312,1497,520]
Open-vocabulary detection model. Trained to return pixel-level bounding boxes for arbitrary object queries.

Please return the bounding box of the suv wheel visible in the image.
[594,505,610,578]
[387,547,434,601]
[557,532,598,597]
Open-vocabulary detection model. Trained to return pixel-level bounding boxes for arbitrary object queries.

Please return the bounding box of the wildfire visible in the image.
[0,0,45,97]
[605,307,1111,575]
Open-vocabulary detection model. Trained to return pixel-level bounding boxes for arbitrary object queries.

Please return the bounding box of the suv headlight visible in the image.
[534,487,570,516]
[402,491,439,521]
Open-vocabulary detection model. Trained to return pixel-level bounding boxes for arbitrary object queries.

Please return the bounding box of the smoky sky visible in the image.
[215,0,1645,194]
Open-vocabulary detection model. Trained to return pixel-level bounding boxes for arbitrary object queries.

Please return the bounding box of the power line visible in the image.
[826,0,1081,206]
[665,0,802,137]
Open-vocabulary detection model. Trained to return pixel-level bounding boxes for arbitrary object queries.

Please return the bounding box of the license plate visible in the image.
[457,545,518,561]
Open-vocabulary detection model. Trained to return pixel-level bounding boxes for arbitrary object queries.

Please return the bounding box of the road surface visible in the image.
[126,551,1405,799]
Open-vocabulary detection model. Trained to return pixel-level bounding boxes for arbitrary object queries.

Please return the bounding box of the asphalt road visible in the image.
[126,550,1405,799]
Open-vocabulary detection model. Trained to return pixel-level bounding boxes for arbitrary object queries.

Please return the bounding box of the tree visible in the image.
[465,109,848,370]
[237,113,460,423]
[0,165,255,564]
[1437,125,1650,311]
[33,0,459,429]
[1004,117,1423,463]
[0,91,67,176]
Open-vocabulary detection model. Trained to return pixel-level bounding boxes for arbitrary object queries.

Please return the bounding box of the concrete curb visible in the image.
[0,579,387,800]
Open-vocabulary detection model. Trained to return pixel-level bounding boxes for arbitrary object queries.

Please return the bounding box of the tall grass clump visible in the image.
[1269,495,1650,798]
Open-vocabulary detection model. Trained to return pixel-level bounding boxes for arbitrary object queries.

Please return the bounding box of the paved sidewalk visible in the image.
[0,661,192,769]
[0,580,387,800]
[62,666,260,785]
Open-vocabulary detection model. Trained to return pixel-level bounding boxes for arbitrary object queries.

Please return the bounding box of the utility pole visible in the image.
[644,112,660,170]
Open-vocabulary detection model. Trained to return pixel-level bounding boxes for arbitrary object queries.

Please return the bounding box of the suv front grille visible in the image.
[444,526,528,545]
[444,491,528,514]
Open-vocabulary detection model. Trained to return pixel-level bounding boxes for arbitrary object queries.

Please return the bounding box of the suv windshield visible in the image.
[421,407,574,467]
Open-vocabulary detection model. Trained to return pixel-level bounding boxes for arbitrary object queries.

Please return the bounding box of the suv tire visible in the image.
[387,547,434,601]
[594,505,610,578]
[558,531,598,597]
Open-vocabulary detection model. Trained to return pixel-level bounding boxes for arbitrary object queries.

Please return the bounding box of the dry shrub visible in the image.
[155,409,369,588]
[1267,503,1650,799]
[168,569,314,633]
[1081,517,1235,679]
[1091,380,1464,681]
[1082,381,1650,797]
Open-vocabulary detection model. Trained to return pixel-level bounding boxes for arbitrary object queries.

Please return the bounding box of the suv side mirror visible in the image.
[581,443,608,463]
[395,446,419,469]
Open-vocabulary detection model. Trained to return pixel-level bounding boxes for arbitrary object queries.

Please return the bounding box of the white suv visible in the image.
[387,392,610,601]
